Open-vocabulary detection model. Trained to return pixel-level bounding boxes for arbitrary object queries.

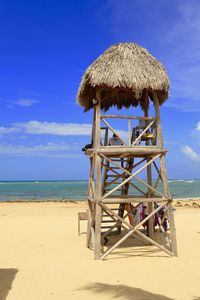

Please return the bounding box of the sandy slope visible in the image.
[0,201,199,300]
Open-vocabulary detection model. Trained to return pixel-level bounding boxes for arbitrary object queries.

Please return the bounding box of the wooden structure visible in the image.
[77,43,177,259]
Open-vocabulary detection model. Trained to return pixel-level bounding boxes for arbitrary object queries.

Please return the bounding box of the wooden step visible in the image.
[110,159,128,161]
[104,188,122,192]
[102,220,116,223]
[105,181,122,185]
[104,166,122,169]
[101,225,117,229]
[109,167,121,169]
[102,209,120,216]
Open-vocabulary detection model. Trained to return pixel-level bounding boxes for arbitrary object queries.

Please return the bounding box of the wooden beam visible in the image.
[153,161,163,189]
[143,90,154,239]
[86,199,95,249]
[102,197,167,204]
[99,153,165,198]
[94,90,102,260]
[87,195,95,202]
[103,127,109,146]
[133,175,166,198]
[101,154,161,200]
[103,159,146,196]
[100,202,167,233]
[87,157,95,198]
[99,153,130,176]
[129,181,147,197]
[132,158,146,169]
[101,209,121,238]
[154,174,161,191]
[154,93,163,148]
[106,175,124,188]
[97,147,167,156]
[103,157,146,197]
[167,202,178,256]
[101,115,155,121]
[102,161,146,197]
[154,92,177,256]
[134,230,173,257]
[128,119,131,145]
[100,202,170,259]
[91,106,96,144]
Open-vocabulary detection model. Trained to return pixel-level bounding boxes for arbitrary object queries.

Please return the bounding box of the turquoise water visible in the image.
[0,180,199,202]
[0,181,87,201]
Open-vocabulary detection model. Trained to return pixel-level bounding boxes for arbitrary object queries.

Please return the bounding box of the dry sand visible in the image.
[0,201,200,300]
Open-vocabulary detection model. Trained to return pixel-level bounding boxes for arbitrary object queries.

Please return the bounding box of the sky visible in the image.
[0,0,200,180]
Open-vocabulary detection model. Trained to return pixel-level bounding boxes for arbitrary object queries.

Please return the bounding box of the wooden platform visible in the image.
[86,146,167,157]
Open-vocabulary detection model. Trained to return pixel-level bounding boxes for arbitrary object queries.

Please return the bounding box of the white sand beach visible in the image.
[0,201,200,300]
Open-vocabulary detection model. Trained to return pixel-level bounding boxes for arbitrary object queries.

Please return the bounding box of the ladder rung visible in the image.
[105,188,122,191]
[102,209,120,216]
[105,181,122,185]
[102,230,119,235]
[101,225,116,229]
[103,213,119,217]
[109,167,121,169]
[111,159,128,162]
[102,220,116,223]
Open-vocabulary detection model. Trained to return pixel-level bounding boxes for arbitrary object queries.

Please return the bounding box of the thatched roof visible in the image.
[77,43,170,111]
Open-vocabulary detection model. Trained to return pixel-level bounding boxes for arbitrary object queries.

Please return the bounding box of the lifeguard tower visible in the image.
[77,43,177,260]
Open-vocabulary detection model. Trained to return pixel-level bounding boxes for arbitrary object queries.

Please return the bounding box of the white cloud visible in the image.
[0,121,92,136]
[0,126,21,135]
[196,122,200,131]
[15,121,92,136]
[0,121,128,138]
[0,121,129,144]
[14,99,38,107]
[181,145,200,161]
[0,142,81,157]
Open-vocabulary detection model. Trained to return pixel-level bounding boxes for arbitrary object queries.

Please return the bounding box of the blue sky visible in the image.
[0,0,200,180]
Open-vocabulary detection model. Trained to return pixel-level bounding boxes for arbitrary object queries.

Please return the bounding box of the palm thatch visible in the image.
[77,43,170,111]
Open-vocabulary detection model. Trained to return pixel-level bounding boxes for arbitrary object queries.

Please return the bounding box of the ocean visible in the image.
[0,179,199,202]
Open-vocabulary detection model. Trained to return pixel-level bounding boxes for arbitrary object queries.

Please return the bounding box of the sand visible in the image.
[0,201,200,300]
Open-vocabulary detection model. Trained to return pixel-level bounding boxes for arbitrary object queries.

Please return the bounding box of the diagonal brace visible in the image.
[100,154,161,200]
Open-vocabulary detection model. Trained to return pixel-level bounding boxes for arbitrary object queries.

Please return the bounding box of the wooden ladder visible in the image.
[101,157,134,235]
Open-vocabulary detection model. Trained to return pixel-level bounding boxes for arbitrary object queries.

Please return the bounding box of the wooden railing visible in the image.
[100,115,157,146]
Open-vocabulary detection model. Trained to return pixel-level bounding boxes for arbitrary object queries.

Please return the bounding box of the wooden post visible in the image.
[94,89,102,260]
[86,107,96,248]
[86,157,95,249]
[144,90,154,239]
[154,92,177,256]
[128,119,131,145]
[167,202,178,256]
[153,93,163,149]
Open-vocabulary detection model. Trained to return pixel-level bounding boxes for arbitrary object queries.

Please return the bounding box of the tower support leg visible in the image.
[167,202,178,256]
[147,157,154,239]
[160,154,177,256]
[94,150,102,260]
[147,201,154,239]
[87,200,95,249]
[94,202,102,259]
